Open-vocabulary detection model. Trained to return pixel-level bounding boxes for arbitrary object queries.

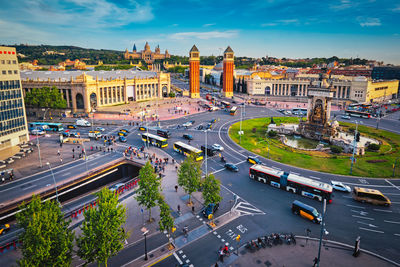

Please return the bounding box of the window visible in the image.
[8,70,12,74]
[13,60,16,64]
[7,60,11,64]
[14,70,18,74]
[1,60,4,64]
[2,71,5,75]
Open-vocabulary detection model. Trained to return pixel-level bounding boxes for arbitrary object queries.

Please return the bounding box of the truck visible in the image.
[76,119,91,127]
[88,131,102,140]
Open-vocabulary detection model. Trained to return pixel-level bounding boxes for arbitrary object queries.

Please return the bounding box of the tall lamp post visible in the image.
[350,121,359,175]
[317,198,328,267]
[81,142,89,174]
[36,131,43,168]
[204,129,209,176]
[141,227,149,261]
[46,162,60,204]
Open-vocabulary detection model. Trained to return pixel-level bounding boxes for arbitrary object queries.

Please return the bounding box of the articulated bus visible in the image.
[221,101,231,110]
[141,133,168,148]
[28,122,64,132]
[230,106,238,115]
[173,141,203,161]
[344,110,371,118]
[249,164,332,203]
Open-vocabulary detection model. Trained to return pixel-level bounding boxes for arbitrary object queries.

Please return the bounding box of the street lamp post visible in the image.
[317,198,327,267]
[81,142,89,174]
[350,121,359,175]
[141,227,149,261]
[46,162,60,204]
[394,158,399,177]
[204,129,209,177]
[36,131,43,168]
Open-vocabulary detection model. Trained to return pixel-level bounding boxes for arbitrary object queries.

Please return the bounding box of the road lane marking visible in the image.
[373,209,392,213]
[309,176,321,180]
[384,220,400,224]
[352,215,374,220]
[395,234,400,237]
[342,196,352,198]
[22,185,36,191]
[385,179,400,191]
[350,210,368,215]
[60,172,71,176]
[357,221,377,228]
[173,252,183,265]
[359,227,384,233]
[346,204,365,209]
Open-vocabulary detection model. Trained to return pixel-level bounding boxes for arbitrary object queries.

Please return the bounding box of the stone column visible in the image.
[297,84,300,96]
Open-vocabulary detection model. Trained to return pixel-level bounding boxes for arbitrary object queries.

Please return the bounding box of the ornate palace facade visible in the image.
[124,42,170,64]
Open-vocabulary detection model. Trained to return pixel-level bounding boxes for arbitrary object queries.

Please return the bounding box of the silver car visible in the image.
[331,181,351,192]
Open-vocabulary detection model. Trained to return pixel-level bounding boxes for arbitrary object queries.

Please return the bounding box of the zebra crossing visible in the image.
[231,196,265,216]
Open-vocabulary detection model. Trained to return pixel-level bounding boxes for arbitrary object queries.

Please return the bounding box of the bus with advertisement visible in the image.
[249,164,333,203]
[173,141,203,161]
[141,133,168,148]
[28,122,64,132]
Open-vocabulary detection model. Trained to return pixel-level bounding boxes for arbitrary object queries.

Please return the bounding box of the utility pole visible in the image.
[36,130,43,168]
[205,129,208,177]
[317,198,327,267]
[350,121,358,175]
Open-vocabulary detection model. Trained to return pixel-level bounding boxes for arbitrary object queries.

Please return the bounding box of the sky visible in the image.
[0,0,400,64]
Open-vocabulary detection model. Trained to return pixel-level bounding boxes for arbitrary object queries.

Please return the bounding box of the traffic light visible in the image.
[356,132,360,142]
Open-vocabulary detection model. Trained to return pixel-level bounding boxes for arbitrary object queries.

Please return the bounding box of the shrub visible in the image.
[330,145,342,154]
[367,143,380,151]
[252,128,257,133]
[268,130,277,138]
[349,127,355,133]
[169,92,176,98]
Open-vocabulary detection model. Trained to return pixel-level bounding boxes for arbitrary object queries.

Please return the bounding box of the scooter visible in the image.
[221,156,226,163]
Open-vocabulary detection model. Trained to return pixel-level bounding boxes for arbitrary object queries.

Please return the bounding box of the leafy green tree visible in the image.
[202,174,222,207]
[16,195,74,267]
[135,161,162,221]
[157,196,174,248]
[178,156,202,205]
[169,91,176,98]
[77,187,128,267]
[24,86,67,109]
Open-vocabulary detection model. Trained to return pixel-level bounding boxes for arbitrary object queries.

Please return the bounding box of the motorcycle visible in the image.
[221,156,226,163]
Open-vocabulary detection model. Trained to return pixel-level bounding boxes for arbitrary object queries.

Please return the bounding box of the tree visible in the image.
[178,156,202,205]
[135,161,161,221]
[330,145,343,154]
[24,86,67,109]
[77,187,128,267]
[157,196,174,249]
[202,174,222,207]
[169,91,176,98]
[16,195,74,267]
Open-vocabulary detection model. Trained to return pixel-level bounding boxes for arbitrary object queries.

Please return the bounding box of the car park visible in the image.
[183,134,193,140]
[202,203,219,218]
[139,126,147,131]
[118,136,127,142]
[331,181,351,192]
[212,144,224,151]
[96,127,105,132]
[292,200,321,224]
[247,156,261,165]
[225,163,238,172]
[67,125,77,129]
[341,115,351,120]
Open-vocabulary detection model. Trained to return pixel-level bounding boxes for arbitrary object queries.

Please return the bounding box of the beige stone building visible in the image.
[0,46,29,161]
[21,70,171,113]
[124,42,170,64]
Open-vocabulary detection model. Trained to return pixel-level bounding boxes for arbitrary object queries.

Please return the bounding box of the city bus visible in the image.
[292,108,307,116]
[344,110,371,118]
[249,164,333,203]
[141,133,168,148]
[230,106,238,116]
[28,122,64,132]
[221,101,231,110]
[173,141,203,161]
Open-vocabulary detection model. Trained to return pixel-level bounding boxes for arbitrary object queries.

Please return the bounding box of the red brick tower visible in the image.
[189,45,200,98]
[223,46,234,98]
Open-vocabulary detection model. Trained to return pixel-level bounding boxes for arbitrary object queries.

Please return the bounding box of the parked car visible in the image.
[118,136,127,142]
[202,203,219,218]
[212,144,224,151]
[247,156,261,165]
[341,115,351,120]
[31,129,45,135]
[96,127,105,132]
[183,134,193,140]
[67,125,77,129]
[225,163,239,172]
[331,181,351,192]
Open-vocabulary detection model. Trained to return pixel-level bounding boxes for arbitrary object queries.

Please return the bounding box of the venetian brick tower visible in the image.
[189,45,200,98]
[223,46,234,98]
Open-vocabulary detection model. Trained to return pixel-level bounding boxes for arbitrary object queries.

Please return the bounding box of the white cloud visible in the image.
[261,23,277,27]
[392,6,400,12]
[330,0,352,10]
[261,19,298,27]
[203,23,216,27]
[357,17,381,27]
[168,30,239,40]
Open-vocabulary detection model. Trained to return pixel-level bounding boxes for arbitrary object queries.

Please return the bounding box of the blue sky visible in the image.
[1,0,399,64]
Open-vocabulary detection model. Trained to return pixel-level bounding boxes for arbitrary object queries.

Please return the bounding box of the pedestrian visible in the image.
[219,248,224,262]
[313,257,318,267]
[177,205,180,214]
[72,148,75,153]
[72,154,75,159]
[214,262,219,267]
[57,149,60,156]
[175,185,178,192]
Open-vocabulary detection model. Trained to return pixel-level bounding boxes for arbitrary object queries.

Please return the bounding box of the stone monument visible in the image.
[298,69,339,141]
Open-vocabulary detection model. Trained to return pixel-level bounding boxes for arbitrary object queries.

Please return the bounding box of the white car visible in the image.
[182,121,194,127]
[212,144,224,151]
[96,127,105,132]
[331,181,351,192]
[31,129,45,135]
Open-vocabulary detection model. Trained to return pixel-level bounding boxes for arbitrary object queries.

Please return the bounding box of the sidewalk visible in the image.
[218,237,397,267]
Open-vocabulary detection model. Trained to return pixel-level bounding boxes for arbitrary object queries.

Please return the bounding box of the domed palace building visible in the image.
[124,42,170,64]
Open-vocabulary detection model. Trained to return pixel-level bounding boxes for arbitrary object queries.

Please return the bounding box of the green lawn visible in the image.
[229,117,400,178]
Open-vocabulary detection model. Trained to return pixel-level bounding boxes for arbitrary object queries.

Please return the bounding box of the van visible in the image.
[352,187,391,206]
[157,129,171,139]
[88,131,102,139]
[291,200,321,224]
[201,145,216,156]
[76,119,91,127]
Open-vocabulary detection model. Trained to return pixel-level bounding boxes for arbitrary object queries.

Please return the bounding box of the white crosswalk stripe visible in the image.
[231,198,265,216]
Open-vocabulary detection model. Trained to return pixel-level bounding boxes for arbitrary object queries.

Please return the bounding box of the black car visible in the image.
[247,156,261,165]
[225,163,239,172]
[197,125,204,130]
[183,134,193,140]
